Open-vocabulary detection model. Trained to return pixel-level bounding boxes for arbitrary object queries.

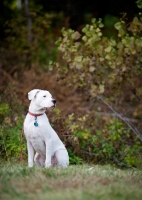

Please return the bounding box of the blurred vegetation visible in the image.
[1,7,63,73]
[0,0,142,167]
[55,14,142,167]
[56,17,142,97]
[0,86,26,162]
[63,113,142,167]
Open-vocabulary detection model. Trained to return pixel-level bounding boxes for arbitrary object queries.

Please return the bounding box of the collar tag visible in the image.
[28,111,43,127]
[34,116,38,127]
[34,121,38,127]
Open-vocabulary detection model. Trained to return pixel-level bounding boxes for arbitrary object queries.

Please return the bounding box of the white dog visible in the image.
[24,89,69,168]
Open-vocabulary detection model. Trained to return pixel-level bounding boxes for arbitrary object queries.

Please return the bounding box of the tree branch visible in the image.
[97,95,142,142]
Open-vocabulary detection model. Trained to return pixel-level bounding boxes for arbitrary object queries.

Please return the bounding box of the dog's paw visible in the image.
[28,162,33,167]
[45,162,51,168]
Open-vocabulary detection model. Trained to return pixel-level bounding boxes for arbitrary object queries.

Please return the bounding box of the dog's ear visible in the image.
[28,89,40,100]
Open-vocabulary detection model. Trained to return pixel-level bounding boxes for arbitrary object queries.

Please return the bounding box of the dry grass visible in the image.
[0,163,142,200]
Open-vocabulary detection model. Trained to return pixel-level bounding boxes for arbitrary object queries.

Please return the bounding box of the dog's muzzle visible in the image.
[52,99,56,108]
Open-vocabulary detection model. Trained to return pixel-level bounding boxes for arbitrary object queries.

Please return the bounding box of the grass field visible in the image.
[0,163,142,200]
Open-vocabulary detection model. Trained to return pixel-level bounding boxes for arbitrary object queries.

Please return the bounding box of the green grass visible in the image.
[0,163,142,200]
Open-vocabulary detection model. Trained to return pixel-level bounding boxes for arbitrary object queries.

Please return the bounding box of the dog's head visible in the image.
[28,89,56,110]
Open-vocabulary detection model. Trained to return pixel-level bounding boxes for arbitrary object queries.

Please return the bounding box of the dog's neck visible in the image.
[29,101,46,114]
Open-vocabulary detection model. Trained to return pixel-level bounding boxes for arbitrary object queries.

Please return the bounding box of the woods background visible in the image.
[0,0,142,168]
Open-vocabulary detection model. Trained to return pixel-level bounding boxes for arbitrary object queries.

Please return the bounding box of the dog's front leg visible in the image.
[27,140,34,167]
[45,139,52,168]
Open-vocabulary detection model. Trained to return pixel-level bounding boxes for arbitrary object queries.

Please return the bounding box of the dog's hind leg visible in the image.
[55,149,69,168]
[34,153,45,167]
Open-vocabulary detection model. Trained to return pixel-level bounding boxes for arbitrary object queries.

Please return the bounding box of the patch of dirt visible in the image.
[14,69,89,116]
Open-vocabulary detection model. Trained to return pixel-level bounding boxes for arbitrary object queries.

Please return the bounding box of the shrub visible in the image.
[55,17,142,98]
[64,113,142,167]
[54,15,142,167]
[0,86,26,161]
[0,119,27,162]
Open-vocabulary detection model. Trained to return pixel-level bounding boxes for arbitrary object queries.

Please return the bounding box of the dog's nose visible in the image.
[52,99,56,104]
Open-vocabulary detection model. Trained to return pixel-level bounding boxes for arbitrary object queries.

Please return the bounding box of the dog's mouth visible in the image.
[44,105,56,111]
[50,105,56,110]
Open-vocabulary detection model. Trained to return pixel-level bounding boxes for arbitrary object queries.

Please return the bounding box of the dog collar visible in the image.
[28,111,44,127]
[28,111,44,117]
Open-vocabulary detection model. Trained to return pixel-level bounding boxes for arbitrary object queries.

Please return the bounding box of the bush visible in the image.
[64,113,142,167]
[55,17,142,98]
[0,86,26,162]
[54,15,142,167]
[0,120,27,162]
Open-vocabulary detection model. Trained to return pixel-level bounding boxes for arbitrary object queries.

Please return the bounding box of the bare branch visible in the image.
[97,95,142,142]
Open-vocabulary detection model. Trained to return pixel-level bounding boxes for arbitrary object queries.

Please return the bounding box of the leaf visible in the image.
[82,36,87,42]
[74,56,83,62]
[114,22,122,30]
[104,46,112,52]
[100,57,104,62]
[91,18,96,23]
[133,17,141,25]
[89,66,95,72]
[82,27,86,33]
[99,84,105,93]
[61,27,67,37]
[119,27,125,37]
[117,42,123,49]
[97,32,102,37]
[110,39,116,47]
[96,28,100,32]
[72,31,81,40]
[122,64,126,72]
[70,46,77,52]
[90,25,94,31]
[98,23,104,28]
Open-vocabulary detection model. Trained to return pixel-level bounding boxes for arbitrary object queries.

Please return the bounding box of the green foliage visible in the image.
[0,85,24,123]
[54,15,142,167]
[0,103,10,124]
[2,7,63,72]
[0,86,26,161]
[0,103,9,115]
[0,119,27,161]
[56,16,142,98]
[136,0,142,9]
[67,148,83,164]
[64,112,142,167]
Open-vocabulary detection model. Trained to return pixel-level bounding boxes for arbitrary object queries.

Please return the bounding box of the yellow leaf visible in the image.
[104,46,112,52]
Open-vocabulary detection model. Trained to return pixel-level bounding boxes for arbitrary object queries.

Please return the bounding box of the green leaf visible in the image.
[98,23,104,28]
[82,36,87,42]
[96,28,100,32]
[105,54,111,60]
[117,42,123,49]
[97,32,102,37]
[91,18,96,23]
[99,84,105,93]
[104,46,112,52]
[119,27,125,37]
[114,22,122,30]
[74,56,83,62]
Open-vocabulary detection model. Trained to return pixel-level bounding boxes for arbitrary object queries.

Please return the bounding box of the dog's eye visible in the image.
[43,95,46,98]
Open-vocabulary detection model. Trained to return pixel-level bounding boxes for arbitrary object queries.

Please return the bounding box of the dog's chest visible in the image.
[24,125,46,155]
[24,114,50,138]
[30,136,46,157]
